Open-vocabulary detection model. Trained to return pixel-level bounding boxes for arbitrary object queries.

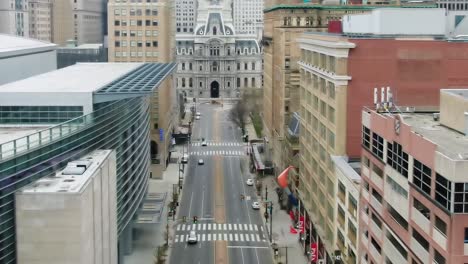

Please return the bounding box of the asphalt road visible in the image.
[169,102,273,264]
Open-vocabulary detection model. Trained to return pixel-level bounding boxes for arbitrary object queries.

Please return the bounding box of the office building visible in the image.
[0,34,57,86]
[108,0,174,63]
[52,0,106,46]
[297,8,468,262]
[16,150,117,264]
[176,0,197,34]
[175,0,262,98]
[262,4,373,196]
[0,0,29,37]
[233,0,264,36]
[28,0,52,41]
[360,89,468,263]
[0,62,175,263]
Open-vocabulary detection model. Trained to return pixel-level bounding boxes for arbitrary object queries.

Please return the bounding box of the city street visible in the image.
[169,102,273,264]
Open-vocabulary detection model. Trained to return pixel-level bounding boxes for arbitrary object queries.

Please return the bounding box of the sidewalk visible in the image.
[244,120,308,264]
[124,145,186,264]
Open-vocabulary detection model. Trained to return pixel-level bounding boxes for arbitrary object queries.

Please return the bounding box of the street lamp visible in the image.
[263,201,273,242]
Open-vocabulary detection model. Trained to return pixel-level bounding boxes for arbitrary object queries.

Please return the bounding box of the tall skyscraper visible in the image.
[175,0,263,98]
[0,0,29,37]
[175,0,197,33]
[233,0,263,36]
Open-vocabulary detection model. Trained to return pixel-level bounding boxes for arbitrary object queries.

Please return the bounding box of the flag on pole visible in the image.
[277,166,294,188]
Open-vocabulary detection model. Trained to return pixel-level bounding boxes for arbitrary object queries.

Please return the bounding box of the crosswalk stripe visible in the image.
[224,233,228,241]
[251,234,255,241]
[208,234,211,241]
[186,234,189,241]
[187,225,191,231]
[229,234,233,241]
[239,225,243,231]
[180,235,185,242]
[244,224,248,230]
[181,225,185,231]
[249,224,253,231]
[213,234,217,240]
[208,224,211,230]
[198,224,202,230]
[192,224,196,230]
[202,234,206,241]
[246,234,250,241]
[234,234,238,241]
[233,224,237,230]
[213,224,217,230]
[261,226,264,232]
[197,234,200,241]
[228,224,232,230]
[223,224,227,230]
[240,234,244,241]
[177,225,181,231]
[203,224,206,230]
[256,234,260,241]
[175,235,179,242]
[254,225,258,231]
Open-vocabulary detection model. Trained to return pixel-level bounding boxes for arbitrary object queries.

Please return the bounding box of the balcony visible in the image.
[432,227,447,251]
[370,220,383,239]
[410,237,429,263]
[384,237,408,264]
[370,196,383,215]
[411,208,430,234]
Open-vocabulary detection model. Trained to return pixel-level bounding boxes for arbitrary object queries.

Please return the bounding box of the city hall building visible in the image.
[174,0,263,99]
[0,62,175,263]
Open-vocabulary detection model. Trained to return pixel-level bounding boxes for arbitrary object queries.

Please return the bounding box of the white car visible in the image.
[181,154,189,164]
[198,159,204,165]
[252,202,260,210]
[246,179,254,186]
[187,230,197,244]
[201,141,207,146]
[196,112,201,116]
[195,115,200,120]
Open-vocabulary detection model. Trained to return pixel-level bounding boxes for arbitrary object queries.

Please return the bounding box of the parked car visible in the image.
[181,154,189,164]
[246,179,254,186]
[201,140,207,146]
[198,159,204,165]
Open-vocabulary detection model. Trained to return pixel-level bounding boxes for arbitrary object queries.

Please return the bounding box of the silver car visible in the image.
[188,230,197,244]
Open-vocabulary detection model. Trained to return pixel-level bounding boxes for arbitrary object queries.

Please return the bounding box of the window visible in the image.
[387,205,408,229]
[362,126,371,149]
[372,132,384,160]
[387,142,409,178]
[434,249,446,264]
[153,41,158,47]
[252,62,255,70]
[454,182,468,213]
[237,63,240,70]
[328,106,335,124]
[412,229,429,250]
[435,173,452,211]
[372,164,383,178]
[372,189,382,203]
[465,228,468,243]
[320,100,326,117]
[237,78,240,88]
[434,216,447,236]
[371,237,381,253]
[413,198,430,219]
[114,20,120,26]
[115,41,120,47]
[244,63,248,70]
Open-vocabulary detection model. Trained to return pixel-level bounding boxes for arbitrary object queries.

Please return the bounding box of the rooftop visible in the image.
[399,113,468,160]
[264,3,437,13]
[0,63,143,93]
[0,127,49,145]
[18,150,112,194]
[0,34,57,58]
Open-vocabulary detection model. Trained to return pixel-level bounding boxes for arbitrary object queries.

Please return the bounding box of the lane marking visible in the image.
[227,246,270,249]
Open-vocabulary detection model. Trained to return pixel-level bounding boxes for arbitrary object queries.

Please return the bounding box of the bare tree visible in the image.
[229,99,248,132]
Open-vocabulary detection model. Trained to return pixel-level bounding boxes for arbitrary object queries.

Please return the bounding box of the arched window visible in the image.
[189,78,193,87]
[182,78,185,87]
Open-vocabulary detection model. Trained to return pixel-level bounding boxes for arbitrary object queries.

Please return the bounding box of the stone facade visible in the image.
[175,0,263,99]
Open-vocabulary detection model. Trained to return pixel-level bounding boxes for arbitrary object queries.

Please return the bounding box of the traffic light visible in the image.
[193,216,198,223]
[183,216,187,222]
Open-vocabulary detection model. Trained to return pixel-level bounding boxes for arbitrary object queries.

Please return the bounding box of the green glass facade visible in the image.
[0,97,151,264]
[0,106,84,124]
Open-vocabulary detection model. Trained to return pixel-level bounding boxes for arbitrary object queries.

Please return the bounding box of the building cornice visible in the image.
[298,61,351,86]
[298,37,355,58]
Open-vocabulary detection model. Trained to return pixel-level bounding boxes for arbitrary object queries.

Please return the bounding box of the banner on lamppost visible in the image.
[298,216,305,234]
[310,243,318,263]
